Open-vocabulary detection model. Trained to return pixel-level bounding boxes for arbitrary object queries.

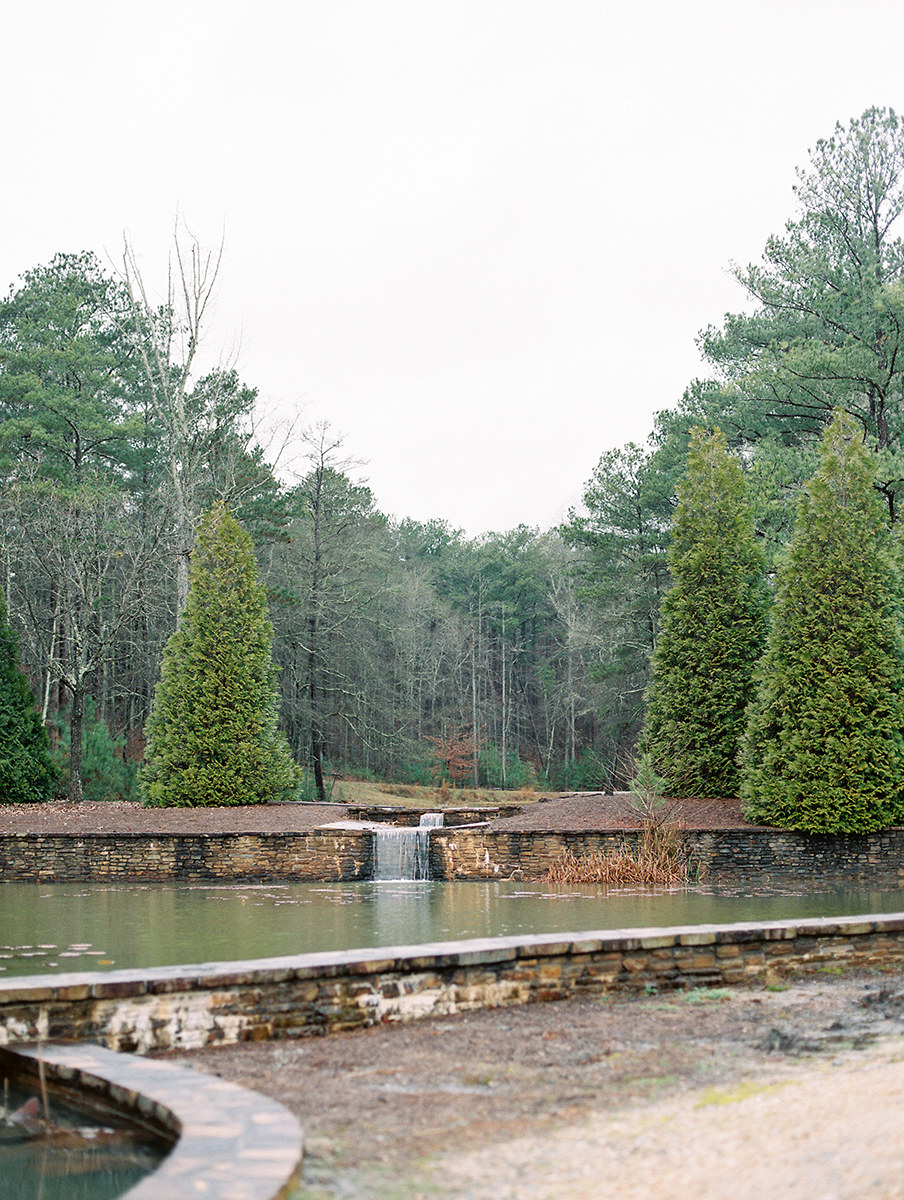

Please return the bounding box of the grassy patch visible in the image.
[683,987,731,1003]
[695,1079,797,1108]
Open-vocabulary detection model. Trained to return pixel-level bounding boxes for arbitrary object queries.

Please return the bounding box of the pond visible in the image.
[0,1083,165,1200]
[2,880,904,978]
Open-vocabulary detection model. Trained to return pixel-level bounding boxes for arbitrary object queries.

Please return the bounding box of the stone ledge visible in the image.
[3,912,904,1054]
[2,912,902,1007]
[0,1042,303,1200]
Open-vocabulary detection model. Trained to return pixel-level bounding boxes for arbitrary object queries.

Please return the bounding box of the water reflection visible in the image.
[0,881,902,978]
[0,1086,164,1200]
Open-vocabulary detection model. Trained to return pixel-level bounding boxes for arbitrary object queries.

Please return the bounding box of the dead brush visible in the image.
[635,818,687,884]
[547,839,686,887]
[548,749,688,887]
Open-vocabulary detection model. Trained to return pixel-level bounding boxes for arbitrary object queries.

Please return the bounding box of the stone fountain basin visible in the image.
[0,1042,303,1200]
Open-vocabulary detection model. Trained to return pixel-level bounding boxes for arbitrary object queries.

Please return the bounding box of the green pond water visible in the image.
[0,1085,165,1200]
[1,881,903,978]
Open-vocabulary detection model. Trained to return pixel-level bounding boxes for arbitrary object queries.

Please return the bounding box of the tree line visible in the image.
[643,411,904,833]
[569,106,904,818]
[0,242,612,801]
[3,106,903,812]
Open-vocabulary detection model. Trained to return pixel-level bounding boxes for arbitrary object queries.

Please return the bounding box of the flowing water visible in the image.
[372,811,444,880]
[1,880,903,978]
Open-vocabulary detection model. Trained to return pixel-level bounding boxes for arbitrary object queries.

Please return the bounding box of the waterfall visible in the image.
[373,813,444,881]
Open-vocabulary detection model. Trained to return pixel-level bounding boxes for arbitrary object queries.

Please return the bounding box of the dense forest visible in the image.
[3,107,904,803]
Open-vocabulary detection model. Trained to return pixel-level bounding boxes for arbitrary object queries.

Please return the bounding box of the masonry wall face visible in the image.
[686,828,904,886]
[0,830,373,883]
[3,915,904,1053]
[429,828,904,887]
[3,826,904,886]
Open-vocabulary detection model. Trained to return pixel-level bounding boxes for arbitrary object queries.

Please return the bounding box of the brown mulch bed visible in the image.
[0,793,761,835]
[0,793,760,835]
[0,800,344,834]
[487,792,756,831]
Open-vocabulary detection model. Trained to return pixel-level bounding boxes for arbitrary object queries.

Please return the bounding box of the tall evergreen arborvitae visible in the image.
[643,427,768,798]
[0,594,56,803]
[140,503,297,806]
[741,410,904,833]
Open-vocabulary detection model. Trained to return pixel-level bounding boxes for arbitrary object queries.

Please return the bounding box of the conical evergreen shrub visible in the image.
[0,594,56,803]
[741,410,904,832]
[643,427,768,797]
[141,503,297,806]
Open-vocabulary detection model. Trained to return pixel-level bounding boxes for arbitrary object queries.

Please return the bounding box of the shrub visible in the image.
[741,411,904,832]
[141,503,298,806]
[478,745,537,790]
[395,758,437,787]
[550,750,612,792]
[0,594,56,804]
[643,427,768,797]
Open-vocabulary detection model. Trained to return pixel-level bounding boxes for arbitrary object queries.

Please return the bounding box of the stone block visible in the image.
[715,944,741,959]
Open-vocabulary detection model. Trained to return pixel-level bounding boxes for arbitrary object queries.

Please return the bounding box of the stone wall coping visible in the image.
[1,1041,303,1200]
[2,827,352,840]
[4,911,904,1004]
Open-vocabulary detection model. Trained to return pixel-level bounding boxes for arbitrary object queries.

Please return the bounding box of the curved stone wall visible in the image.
[0,1041,303,1200]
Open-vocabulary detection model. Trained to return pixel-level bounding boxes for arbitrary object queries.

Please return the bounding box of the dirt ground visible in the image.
[160,964,904,1200]
[0,792,754,835]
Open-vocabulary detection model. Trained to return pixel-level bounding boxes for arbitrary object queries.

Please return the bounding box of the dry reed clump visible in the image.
[547,825,687,887]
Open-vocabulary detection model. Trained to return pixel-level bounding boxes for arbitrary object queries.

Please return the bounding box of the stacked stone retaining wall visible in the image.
[0,830,372,883]
[3,914,904,1053]
[345,805,521,826]
[3,826,904,886]
[429,827,904,887]
[429,829,639,881]
[686,828,904,887]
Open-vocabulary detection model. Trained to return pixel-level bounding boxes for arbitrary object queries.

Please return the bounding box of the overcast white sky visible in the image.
[5,1,904,535]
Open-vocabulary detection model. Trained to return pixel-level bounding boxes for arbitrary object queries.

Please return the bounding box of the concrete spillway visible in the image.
[373,812,444,880]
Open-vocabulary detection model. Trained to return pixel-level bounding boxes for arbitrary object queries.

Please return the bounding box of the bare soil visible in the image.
[0,792,756,835]
[487,792,754,830]
[159,964,904,1199]
[0,799,343,834]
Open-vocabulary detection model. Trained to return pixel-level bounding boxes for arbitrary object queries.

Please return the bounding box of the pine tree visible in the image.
[643,427,768,797]
[0,595,56,803]
[140,503,297,806]
[741,410,904,832]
